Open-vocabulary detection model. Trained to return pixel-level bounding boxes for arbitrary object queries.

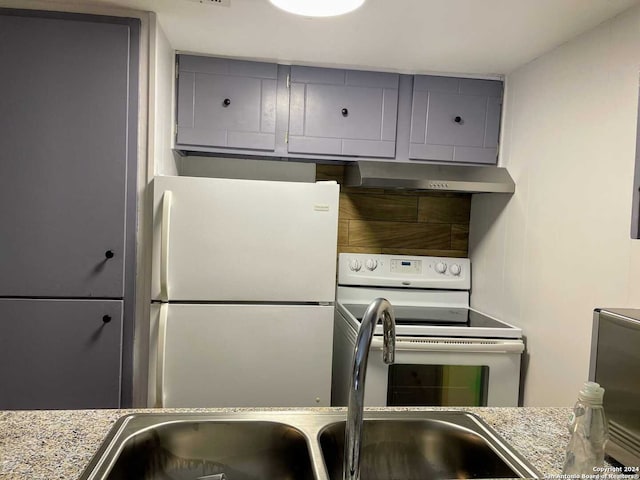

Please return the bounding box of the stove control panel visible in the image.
[338,253,470,290]
[390,258,422,274]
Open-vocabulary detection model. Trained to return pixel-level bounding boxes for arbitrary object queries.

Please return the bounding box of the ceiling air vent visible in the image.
[184,0,230,6]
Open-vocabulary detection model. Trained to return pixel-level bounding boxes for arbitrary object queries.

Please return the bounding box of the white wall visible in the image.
[469,5,640,406]
[132,15,179,406]
[149,18,179,176]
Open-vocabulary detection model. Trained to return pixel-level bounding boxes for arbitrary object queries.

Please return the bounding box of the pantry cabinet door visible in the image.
[0,14,132,298]
[288,66,399,158]
[0,299,123,409]
[409,75,502,164]
[176,55,278,151]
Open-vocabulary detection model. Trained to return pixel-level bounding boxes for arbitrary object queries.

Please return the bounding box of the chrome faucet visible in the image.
[343,298,396,480]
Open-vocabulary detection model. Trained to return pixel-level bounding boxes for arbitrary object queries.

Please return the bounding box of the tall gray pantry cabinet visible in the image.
[0,10,139,409]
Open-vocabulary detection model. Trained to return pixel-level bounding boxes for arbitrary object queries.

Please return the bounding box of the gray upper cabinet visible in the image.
[409,76,503,164]
[173,55,505,166]
[0,299,123,409]
[0,14,132,298]
[288,66,399,158]
[176,55,278,151]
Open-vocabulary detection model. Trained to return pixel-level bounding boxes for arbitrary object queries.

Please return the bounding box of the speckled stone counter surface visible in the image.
[0,406,570,479]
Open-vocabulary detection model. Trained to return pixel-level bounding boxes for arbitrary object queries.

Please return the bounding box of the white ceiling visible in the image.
[10,0,640,76]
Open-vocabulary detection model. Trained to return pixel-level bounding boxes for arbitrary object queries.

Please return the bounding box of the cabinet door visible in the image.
[409,76,502,164]
[0,299,123,409]
[176,55,278,151]
[288,66,399,157]
[0,14,132,297]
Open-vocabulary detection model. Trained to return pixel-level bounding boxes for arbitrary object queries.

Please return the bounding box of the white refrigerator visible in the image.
[148,175,339,408]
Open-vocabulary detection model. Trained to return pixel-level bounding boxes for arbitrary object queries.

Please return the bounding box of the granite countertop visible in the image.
[0,406,571,479]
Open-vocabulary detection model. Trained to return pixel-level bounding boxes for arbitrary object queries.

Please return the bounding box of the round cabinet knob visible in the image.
[105,250,114,259]
[223,98,231,107]
[102,315,112,323]
[454,115,463,124]
[435,262,447,274]
[450,264,462,276]
[349,259,362,272]
[365,258,378,271]
[341,108,349,117]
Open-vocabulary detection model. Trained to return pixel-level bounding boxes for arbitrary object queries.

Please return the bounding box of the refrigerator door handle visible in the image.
[160,190,172,301]
[155,303,168,408]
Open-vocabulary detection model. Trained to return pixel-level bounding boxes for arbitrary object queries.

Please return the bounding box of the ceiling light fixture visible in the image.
[269,0,365,17]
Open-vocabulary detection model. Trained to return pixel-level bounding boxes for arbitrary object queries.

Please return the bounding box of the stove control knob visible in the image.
[349,259,362,272]
[435,262,447,274]
[450,263,462,276]
[365,258,378,271]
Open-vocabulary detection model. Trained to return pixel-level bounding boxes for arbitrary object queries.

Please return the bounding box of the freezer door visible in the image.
[148,303,334,408]
[151,176,339,302]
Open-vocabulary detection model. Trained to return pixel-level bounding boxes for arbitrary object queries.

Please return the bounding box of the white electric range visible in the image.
[331,253,524,407]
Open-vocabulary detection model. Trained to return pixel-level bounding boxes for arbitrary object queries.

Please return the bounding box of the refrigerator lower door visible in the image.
[151,176,339,303]
[149,303,334,408]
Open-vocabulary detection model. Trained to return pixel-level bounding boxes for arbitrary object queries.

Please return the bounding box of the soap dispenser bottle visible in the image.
[562,381,608,475]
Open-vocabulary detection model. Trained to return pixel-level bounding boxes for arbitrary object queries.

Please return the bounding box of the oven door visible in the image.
[364,337,524,407]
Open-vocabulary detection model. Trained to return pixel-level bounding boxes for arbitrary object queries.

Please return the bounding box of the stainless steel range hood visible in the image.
[344,161,515,193]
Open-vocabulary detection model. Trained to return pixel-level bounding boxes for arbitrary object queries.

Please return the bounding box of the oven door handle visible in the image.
[371,337,524,353]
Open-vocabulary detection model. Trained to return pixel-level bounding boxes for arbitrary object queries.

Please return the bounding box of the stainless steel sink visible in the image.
[101,420,313,480]
[320,416,529,480]
[80,411,541,480]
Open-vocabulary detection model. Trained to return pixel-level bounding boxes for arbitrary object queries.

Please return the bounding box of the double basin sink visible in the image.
[80,410,541,480]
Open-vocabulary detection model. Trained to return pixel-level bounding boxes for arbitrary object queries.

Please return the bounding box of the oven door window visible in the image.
[387,364,489,407]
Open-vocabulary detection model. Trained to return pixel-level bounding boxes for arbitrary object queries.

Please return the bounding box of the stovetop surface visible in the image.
[341,303,518,330]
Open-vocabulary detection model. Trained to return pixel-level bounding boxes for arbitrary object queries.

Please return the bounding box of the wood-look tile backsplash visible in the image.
[317,164,471,257]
